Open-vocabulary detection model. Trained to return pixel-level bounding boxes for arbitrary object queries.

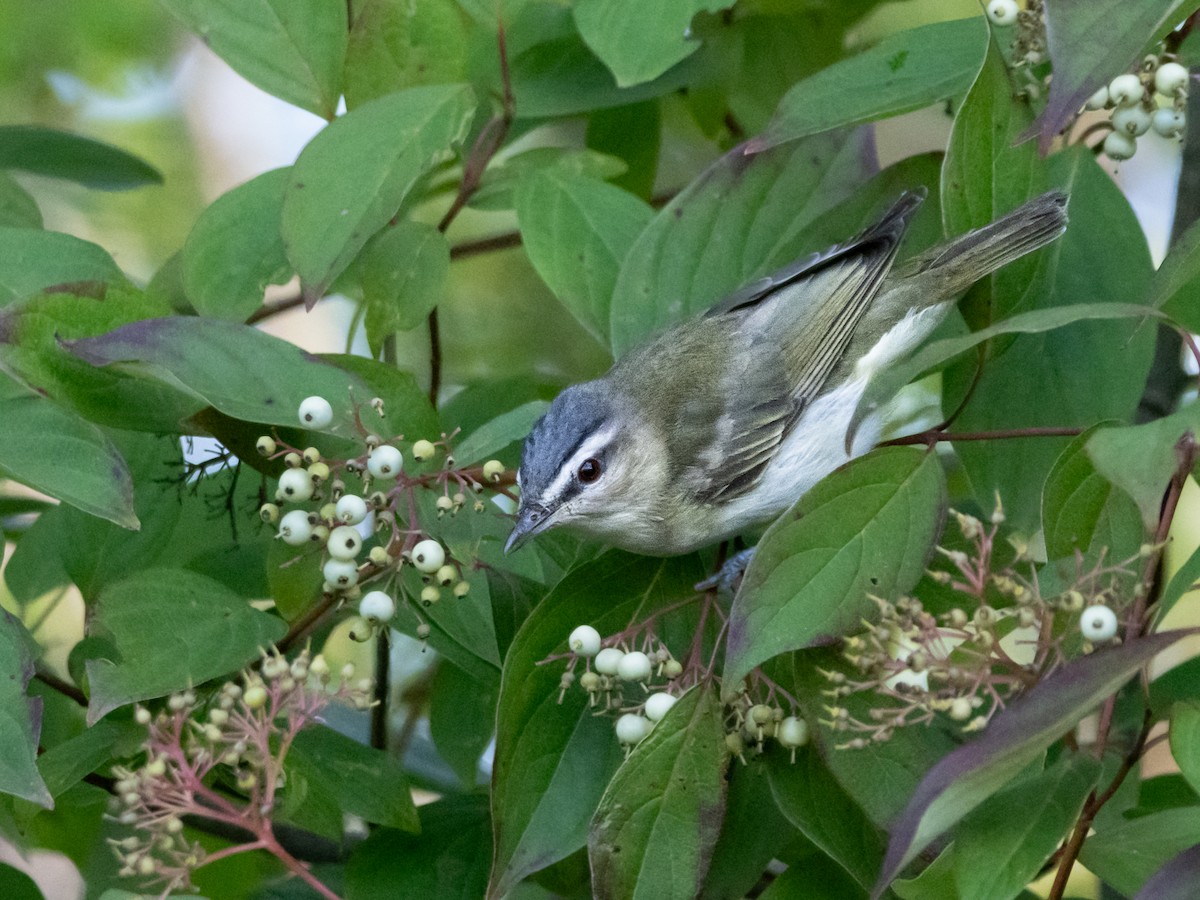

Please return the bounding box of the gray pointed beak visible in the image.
[505,504,553,554]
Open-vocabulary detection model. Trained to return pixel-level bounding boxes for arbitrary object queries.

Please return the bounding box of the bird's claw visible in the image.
[695,547,757,597]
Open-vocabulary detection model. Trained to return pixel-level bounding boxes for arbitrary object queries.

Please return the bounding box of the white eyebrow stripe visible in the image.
[543,425,618,503]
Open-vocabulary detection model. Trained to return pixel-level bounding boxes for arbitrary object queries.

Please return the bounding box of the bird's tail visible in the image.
[898,191,1069,299]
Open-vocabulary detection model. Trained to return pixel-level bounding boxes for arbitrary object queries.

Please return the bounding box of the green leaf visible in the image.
[453,400,548,465]
[84,567,287,723]
[0,382,137,529]
[0,863,43,900]
[181,168,291,321]
[489,553,706,897]
[0,228,124,306]
[586,101,661,199]
[767,743,885,890]
[0,610,51,807]
[589,685,729,900]
[160,0,348,118]
[516,170,654,347]
[429,662,498,786]
[326,352,441,442]
[62,317,373,431]
[1086,402,1200,527]
[265,538,322,623]
[758,849,867,900]
[1150,214,1200,330]
[1042,424,1125,559]
[726,447,946,686]
[572,0,731,88]
[0,126,161,190]
[1170,703,1200,796]
[610,128,872,356]
[36,721,132,800]
[287,725,420,832]
[952,754,1101,900]
[874,630,1193,898]
[700,759,798,900]
[0,173,42,228]
[362,220,450,354]
[752,17,987,152]
[346,795,490,900]
[1079,806,1200,897]
[1158,540,1200,626]
[282,84,475,301]
[893,843,956,900]
[1025,0,1188,152]
[344,0,467,109]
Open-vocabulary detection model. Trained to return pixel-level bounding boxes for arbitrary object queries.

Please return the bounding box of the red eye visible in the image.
[577,458,602,483]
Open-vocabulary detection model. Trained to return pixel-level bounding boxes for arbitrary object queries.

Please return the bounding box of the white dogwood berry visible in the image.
[1108,73,1144,106]
[1080,605,1118,641]
[615,713,652,746]
[1155,61,1190,97]
[411,539,445,573]
[335,494,368,525]
[1153,108,1187,138]
[323,558,359,589]
[412,439,436,461]
[1112,105,1152,136]
[569,625,602,657]
[644,692,677,722]
[594,647,624,675]
[1084,85,1109,110]
[327,525,363,560]
[359,591,396,623]
[278,468,314,502]
[617,651,652,682]
[367,445,403,479]
[298,396,333,429]
[777,716,810,749]
[985,0,1018,26]
[1103,130,1137,160]
[278,510,314,545]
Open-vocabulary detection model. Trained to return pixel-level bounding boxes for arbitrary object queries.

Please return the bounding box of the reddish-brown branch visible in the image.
[34,668,87,706]
[883,426,1083,447]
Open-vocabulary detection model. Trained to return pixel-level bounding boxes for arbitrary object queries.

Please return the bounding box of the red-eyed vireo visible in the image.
[505,190,1068,556]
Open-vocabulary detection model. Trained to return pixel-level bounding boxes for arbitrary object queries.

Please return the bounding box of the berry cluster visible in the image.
[555,620,812,762]
[822,502,1140,748]
[259,395,508,643]
[1088,58,1190,160]
[109,648,371,895]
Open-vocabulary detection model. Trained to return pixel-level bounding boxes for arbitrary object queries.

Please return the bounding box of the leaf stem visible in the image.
[883,425,1083,447]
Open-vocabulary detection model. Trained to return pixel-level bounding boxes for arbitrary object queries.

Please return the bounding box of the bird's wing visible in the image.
[686,192,924,504]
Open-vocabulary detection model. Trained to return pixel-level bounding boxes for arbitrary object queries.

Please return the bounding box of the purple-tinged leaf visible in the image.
[1023,0,1186,153]
[0,609,51,807]
[61,317,372,431]
[1133,842,1200,900]
[873,630,1195,898]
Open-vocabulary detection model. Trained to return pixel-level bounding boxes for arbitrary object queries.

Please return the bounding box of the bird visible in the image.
[504,189,1068,557]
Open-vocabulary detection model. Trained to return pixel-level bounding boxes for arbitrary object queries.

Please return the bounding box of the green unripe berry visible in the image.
[255,436,276,456]
[435,564,457,586]
[420,585,440,606]
[452,580,470,598]
[412,439,436,461]
[243,684,268,709]
[259,503,280,524]
[482,459,505,482]
[302,447,321,464]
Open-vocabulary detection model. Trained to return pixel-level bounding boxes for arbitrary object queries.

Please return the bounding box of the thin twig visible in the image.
[883,426,1083,447]
[34,668,87,707]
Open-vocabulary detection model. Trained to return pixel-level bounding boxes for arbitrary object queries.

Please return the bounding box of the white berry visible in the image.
[1080,605,1118,641]
[1155,61,1190,97]
[278,468,314,502]
[1153,108,1187,138]
[482,459,505,482]
[1108,73,1144,107]
[327,525,363,560]
[568,625,602,657]
[411,539,445,573]
[323,558,359,589]
[1112,105,1151,136]
[986,0,1018,26]
[615,713,652,746]
[644,692,677,722]
[278,510,313,545]
[594,647,624,675]
[359,590,396,623]
[367,445,403,479]
[617,651,652,682]
[298,396,333,429]
[777,716,810,748]
[335,494,368,525]
[435,564,457,586]
[1103,130,1137,160]
[412,439,436,461]
[1084,85,1109,110]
